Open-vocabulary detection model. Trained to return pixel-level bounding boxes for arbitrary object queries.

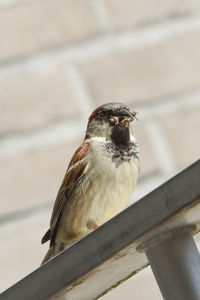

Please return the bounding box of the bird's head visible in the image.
[85,102,138,147]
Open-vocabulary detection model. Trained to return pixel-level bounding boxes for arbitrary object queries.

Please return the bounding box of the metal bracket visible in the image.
[137,225,200,300]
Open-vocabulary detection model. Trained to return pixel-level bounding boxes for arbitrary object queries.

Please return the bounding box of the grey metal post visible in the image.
[143,228,200,300]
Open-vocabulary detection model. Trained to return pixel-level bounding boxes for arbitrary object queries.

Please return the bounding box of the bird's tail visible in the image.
[41,241,72,265]
[41,247,55,265]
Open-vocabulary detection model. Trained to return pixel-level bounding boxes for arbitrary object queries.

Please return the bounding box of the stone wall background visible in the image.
[0,0,200,298]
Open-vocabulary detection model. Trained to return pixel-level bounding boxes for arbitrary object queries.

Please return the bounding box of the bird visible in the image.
[41,102,140,264]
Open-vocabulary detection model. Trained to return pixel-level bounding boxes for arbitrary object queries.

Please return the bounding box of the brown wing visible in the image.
[41,143,90,246]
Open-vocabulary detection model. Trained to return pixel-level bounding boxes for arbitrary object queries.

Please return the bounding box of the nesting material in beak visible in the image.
[121,118,130,127]
[109,116,119,125]
[132,111,139,121]
[110,111,138,127]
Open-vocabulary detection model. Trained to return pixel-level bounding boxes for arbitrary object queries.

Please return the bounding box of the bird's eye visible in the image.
[100,110,107,117]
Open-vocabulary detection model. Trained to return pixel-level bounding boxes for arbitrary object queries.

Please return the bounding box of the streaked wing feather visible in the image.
[44,143,90,246]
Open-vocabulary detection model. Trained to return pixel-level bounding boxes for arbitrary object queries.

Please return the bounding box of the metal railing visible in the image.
[1,159,200,300]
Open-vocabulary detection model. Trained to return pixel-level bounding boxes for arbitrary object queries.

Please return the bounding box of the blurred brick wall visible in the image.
[0,0,200,298]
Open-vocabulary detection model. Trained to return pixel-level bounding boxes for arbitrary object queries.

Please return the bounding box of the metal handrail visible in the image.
[1,159,200,300]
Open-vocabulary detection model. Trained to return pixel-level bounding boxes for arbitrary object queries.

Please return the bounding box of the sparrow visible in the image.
[41,102,140,264]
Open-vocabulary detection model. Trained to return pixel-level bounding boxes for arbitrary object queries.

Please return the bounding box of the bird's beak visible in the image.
[109,115,132,127]
[120,108,139,122]
[117,107,132,120]
[109,110,138,126]
[119,108,138,127]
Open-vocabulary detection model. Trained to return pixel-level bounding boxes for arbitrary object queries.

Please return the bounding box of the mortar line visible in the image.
[0,120,83,160]
[0,202,52,228]
[65,63,95,121]
[0,13,200,75]
[90,0,113,33]
[0,0,33,6]
[136,90,200,120]
[143,119,177,177]
[0,90,199,160]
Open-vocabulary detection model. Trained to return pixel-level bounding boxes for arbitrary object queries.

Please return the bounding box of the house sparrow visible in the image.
[41,102,140,264]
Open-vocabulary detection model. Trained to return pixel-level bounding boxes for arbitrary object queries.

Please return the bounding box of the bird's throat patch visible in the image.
[111,124,130,149]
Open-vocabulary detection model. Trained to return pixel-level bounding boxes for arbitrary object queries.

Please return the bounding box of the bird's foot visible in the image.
[87,219,99,230]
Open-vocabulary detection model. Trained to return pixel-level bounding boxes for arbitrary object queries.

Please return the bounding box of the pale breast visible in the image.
[58,139,139,241]
[86,141,139,225]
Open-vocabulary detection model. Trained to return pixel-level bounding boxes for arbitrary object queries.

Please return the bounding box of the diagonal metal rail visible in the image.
[1,159,200,300]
